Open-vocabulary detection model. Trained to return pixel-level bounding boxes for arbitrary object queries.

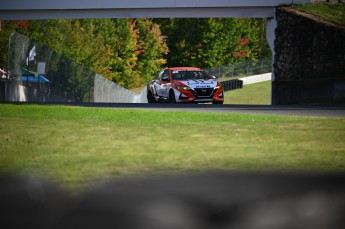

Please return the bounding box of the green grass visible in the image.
[224,80,271,105]
[1,103,345,191]
[292,2,345,27]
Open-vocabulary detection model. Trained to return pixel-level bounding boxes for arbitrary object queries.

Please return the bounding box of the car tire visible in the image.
[169,91,176,103]
[147,91,155,103]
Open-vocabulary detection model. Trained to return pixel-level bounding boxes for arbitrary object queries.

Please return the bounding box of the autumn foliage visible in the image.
[0,18,270,89]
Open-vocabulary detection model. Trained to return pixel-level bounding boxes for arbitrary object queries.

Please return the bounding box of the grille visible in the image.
[194,88,214,97]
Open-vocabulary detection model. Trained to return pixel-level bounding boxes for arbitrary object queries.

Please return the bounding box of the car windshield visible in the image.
[172,70,210,80]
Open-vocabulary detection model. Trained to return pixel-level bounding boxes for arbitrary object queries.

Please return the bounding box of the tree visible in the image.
[156,18,270,68]
[0,20,32,71]
[1,17,269,89]
[136,19,169,85]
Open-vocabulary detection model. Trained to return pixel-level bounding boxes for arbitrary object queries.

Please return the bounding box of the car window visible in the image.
[172,72,182,80]
[164,70,170,79]
[172,70,209,80]
[159,70,170,81]
[195,71,209,79]
[156,70,164,80]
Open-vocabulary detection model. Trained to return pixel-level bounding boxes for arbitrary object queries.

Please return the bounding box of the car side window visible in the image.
[161,70,170,81]
[157,70,164,80]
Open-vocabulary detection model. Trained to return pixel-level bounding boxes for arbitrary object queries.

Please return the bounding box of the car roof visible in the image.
[168,67,202,71]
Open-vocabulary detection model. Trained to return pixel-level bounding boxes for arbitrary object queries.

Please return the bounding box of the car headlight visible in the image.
[215,84,222,90]
[177,85,190,90]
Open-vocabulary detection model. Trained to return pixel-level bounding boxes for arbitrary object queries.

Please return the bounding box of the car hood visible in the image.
[180,79,218,89]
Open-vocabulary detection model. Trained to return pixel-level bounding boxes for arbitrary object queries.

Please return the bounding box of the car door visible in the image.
[155,69,170,98]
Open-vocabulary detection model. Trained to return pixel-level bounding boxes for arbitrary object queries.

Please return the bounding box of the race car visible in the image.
[146,67,224,104]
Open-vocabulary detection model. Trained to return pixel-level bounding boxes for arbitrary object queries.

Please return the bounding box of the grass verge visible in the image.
[1,103,345,191]
[224,80,271,105]
[292,2,345,27]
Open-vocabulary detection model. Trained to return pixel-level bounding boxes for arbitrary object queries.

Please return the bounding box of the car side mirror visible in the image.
[210,75,216,79]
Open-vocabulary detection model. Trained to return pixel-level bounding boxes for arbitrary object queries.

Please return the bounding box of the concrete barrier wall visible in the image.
[5,82,71,102]
[5,75,148,103]
[93,74,147,103]
[239,73,271,85]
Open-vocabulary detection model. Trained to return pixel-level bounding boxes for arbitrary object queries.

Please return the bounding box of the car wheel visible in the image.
[147,91,155,103]
[169,91,176,103]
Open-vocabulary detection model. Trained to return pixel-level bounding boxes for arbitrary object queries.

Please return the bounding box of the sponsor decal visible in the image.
[172,70,203,73]
[185,80,217,89]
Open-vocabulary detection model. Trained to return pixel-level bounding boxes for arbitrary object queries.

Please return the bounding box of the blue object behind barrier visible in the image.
[16,75,50,83]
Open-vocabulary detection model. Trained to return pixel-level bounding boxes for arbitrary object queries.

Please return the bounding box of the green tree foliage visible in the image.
[156,18,270,68]
[0,18,169,89]
[0,20,31,71]
[136,19,169,86]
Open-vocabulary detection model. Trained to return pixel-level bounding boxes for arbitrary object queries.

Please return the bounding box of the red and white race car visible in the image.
[146,67,224,104]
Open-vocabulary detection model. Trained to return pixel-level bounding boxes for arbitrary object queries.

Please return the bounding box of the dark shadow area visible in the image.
[1,172,345,229]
